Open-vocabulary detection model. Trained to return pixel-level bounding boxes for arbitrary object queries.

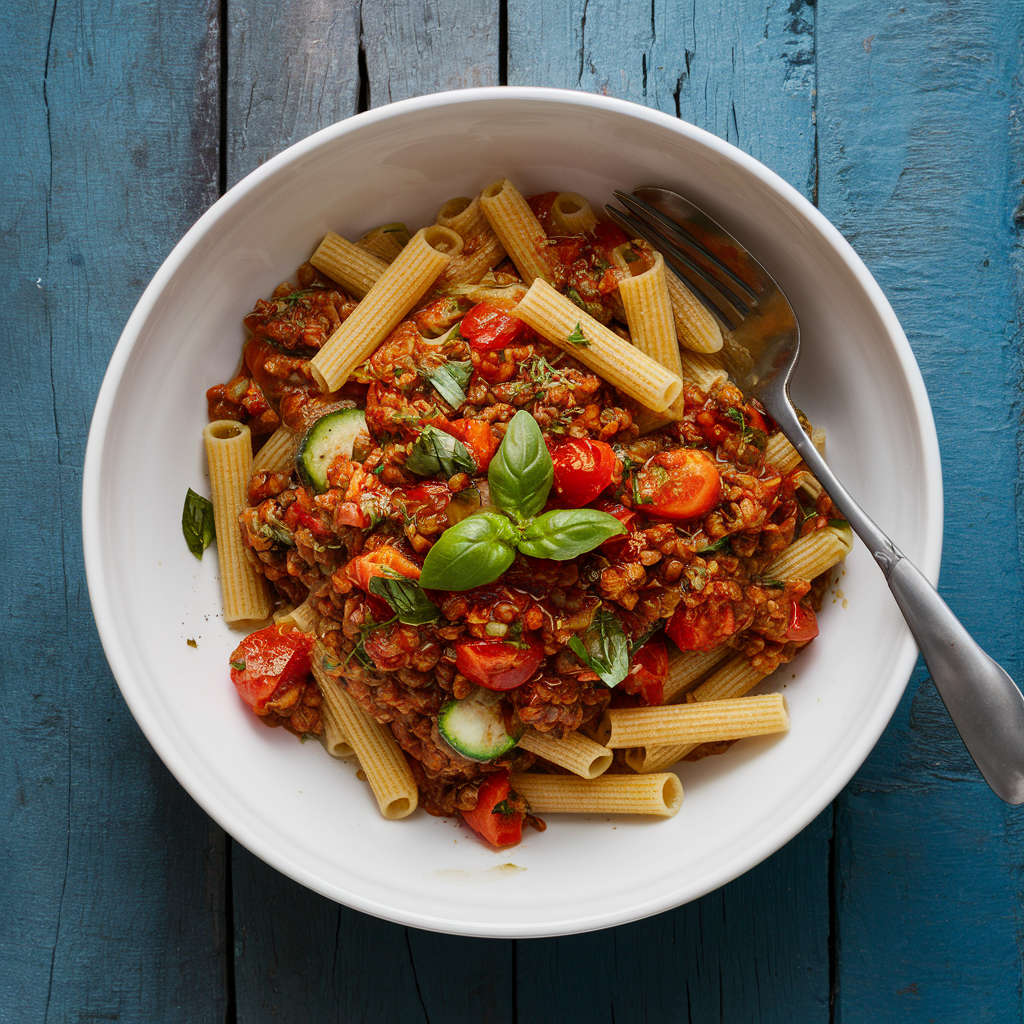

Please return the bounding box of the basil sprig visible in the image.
[182,488,215,559]
[406,426,476,478]
[424,359,473,409]
[568,609,630,687]
[419,411,625,591]
[368,573,441,624]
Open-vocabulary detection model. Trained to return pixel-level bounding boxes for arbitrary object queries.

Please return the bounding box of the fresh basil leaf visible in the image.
[419,510,518,591]
[487,410,553,522]
[406,426,476,478]
[518,509,625,560]
[425,359,473,409]
[568,609,630,688]
[182,488,215,559]
[368,575,440,624]
[566,322,590,347]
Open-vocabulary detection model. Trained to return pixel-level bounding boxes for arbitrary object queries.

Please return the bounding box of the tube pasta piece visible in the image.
[604,694,789,749]
[764,432,801,474]
[203,420,272,627]
[517,729,613,780]
[510,772,683,817]
[512,279,683,412]
[310,226,461,394]
[309,656,355,759]
[663,645,730,704]
[678,349,729,392]
[550,192,597,235]
[273,593,320,634]
[764,523,853,582]
[666,272,724,353]
[357,223,410,263]
[618,250,685,420]
[479,178,555,286]
[434,196,506,286]
[251,424,298,475]
[811,427,827,454]
[792,470,823,501]
[627,655,768,772]
[310,232,389,300]
[311,647,417,818]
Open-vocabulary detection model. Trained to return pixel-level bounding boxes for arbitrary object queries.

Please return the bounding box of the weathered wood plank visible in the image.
[508,4,830,1020]
[817,0,1024,1018]
[0,0,226,1020]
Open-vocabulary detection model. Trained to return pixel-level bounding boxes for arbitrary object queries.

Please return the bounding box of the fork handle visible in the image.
[777,406,1024,804]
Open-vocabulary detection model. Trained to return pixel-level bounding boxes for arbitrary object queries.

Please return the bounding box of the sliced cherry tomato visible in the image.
[588,220,630,259]
[744,404,768,435]
[346,544,421,591]
[551,439,622,507]
[455,636,544,691]
[786,603,819,642]
[439,418,501,471]
[619,638,668,705]
[526,191,558,233]
[631,449,721,520]
[591,498,639,558]
[461,770,525,847]
[459,302,531,351]
[666,601,737,653]
[229,626,314,713]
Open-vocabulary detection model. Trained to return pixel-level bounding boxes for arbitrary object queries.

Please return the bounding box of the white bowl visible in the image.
[83,87,942,938]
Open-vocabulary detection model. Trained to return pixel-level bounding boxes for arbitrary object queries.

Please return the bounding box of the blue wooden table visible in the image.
[3,1,1022,1020]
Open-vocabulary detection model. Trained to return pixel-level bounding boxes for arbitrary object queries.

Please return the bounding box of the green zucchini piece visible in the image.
[437,698,517,762]
[296,408,368,492]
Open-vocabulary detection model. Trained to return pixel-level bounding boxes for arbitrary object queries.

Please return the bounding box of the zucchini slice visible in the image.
[296,408,368,492]
[437,697,518,762]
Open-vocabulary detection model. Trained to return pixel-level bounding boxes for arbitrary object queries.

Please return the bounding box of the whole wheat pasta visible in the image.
[512,279,683,412]
[666,272,724,353]
[310,226,461,394]
[434,196,506,286]
[550,192,598,235]
[479,177,555,286]
[357,223,410,262]
[792,470,823,501]
[618,251,685,404]
[203,420,272,627]
[309,656,355,759]
[309,231,389,299]
[626,655,768,773]
[604,694,789,749]
[764,432,802,474]
[517,729,613,779]
[763,523,853,582]
[311,647,417,818]
[251,424,298,475]
[663,645,730,704]
[679,349,729,392]
[510,772,683,817]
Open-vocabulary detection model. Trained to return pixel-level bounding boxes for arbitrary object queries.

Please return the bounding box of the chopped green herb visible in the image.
[566,322,590,347]
[230,659,246,671]
[759,578,786,589]
[182,488,216,559]
[696,536,730,556]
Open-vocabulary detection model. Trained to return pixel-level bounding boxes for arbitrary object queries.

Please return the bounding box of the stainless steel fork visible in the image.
[608,187,1024,805]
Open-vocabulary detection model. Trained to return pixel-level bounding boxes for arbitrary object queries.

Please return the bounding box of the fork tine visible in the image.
[605,205,741,331]
[613,191,760,304]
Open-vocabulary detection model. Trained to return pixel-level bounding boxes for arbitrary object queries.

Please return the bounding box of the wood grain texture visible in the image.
[507,0,816,193]
[0,0,227,1020]
[227,0,361,184]
[817,0,1024,1018]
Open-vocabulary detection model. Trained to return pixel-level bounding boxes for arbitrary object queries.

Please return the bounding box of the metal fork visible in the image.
[608,186,1024,805]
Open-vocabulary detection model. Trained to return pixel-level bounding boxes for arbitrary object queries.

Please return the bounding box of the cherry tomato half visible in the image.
[439,418,501,471]
[229,626,314,713]
[590,498,639,558]
[666,600,738,653]
[631,449,721,520]
[551,439,622,507]
[786,603,819,642]
[459,302,531,351]
[346,544,422,591]
[455,636,544,691]
[619,638,668,705]
[461,770,525,847]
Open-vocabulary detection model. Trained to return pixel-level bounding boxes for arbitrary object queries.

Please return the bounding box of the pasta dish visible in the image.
[195,179,850,847]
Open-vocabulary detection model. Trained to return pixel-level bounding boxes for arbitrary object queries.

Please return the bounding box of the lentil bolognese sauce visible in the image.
[200,183,847,848]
